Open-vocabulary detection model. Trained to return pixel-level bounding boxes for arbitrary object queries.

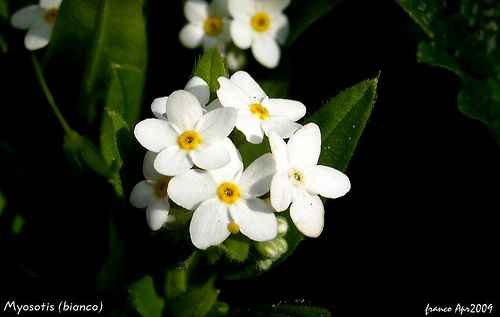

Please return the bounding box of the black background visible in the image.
[1,0,498,316]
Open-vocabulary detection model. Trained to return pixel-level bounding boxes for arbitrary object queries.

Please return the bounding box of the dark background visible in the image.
[1,0,498,316]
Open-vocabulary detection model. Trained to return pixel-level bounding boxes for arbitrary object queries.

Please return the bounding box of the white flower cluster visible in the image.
[131,71,351,250]
[180,0,290,69]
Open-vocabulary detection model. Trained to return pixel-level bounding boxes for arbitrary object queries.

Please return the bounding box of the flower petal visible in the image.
[230,199,277,241]
[269,14,289,44]
[184,0,209,24]
[256,0,290,14]
[179,24,204,48]
[268,132,289,171]
[287,123,321,169]
[251,35,280,69]
[217,77,252,109]
[40,0,62,10]
[305,165,351,199]
[134,118,178,153]
[230,20,253,49]
[190,141,231,170]
[262,117,302,139]
[263,98,306,121]
[11,5,40,30]
[290,189,324,238]
[230,71,267,100]
[209,138,243,184]
[166,90,204,131]
[151,96,168,118]
[270,171,293,211]
[146,199,170,231]
[185,76,210,106]
[142,151,161,181]
[205,98,223,112]
[190,198,231,249]
[239,153,275,198]
[168,169,217,210]
[154,146,193,176]
[25,21,52,50]
[228,0,255,20]
[130,181,154,208]
[196,108,237,143]
[235,113,264,144]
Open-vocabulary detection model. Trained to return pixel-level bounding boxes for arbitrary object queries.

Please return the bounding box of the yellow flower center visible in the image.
[217,182,241,205]
[249,103,269,120]
[203,16,223,36]
[153,177,170,199]
[44,9,58,25]
[177,130,202,151]
[251,12,271,33]
[288,169,305,186]
[227,222,240,234]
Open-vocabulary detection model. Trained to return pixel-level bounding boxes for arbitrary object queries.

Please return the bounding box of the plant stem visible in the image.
[31,54,72,135]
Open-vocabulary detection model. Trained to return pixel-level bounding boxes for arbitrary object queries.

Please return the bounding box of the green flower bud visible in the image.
[257,259,273,271]
[277,216,289,236]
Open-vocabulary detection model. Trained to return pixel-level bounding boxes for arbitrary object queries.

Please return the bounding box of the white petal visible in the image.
[230,20,253,49]
[179,24,204,48]
[256,0,290,14]
[25,21,52,50]
[305,165,351,199]
[11,5,40,30]
[154,146,193,176]
[268,132,289,171]
[230,71,267,100]
[270,171,292,211]
[40,0,62,10]
[166,90,204,131]
[185,76,210,106]
[239,153,275,198]
[263,98,306,121]
[251,35,280,69]
[146,199,170,231]
[190,199,231,249]
[209,138,244,184]
[228,0,255,20]
[235,113,264,144]
[287,123,321,169]
[151,96,168,118]
[230,199,277,241]
[196,108,237,143]
[205,98,222,112]
[269,14,289,45]
[142,151,161,181]
[130,181,154,208]
[134,119,178,153]
[190,141,231,170]
[167,169,217,210]
[290,189,324,238]
[217,77,252,109]
[262,117,302,139]
[184,0,209,24]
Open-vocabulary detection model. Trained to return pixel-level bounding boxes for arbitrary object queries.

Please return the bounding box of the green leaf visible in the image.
[417,42,463,78]
[169,277,219,317]
[129,276,165,317]
[63,131,110,177]
[12,214,24,236]
[165,252,200,300]
[399,0,446,38]
[0,0,8,22]
[0,192,6,217]
[96,220,125,291]
[193,48,227,100]
[307,76,378,172]
[238,138,270,168]
[219,237,250,263]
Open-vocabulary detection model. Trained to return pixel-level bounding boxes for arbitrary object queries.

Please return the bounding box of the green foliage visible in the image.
[96,221,125,291]
[400,0,500,143]
[0,191,5,217]
[0,0,7,21]
[219,236,250,263]
[129,276,165,317]
[165,252,200,300]
[63,131,110,177]
[168,277,219,317]
[193,48,227,100]
[11,214,24,235]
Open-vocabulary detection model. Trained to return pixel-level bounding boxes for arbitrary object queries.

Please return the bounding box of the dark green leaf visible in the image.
[219,237,250,263]
[165,252,200,300]
[169,277,219,317]
[63,131,110,177]
[12,214,24,236]
[96,221,125,291]
[0,0,8,22]
[0,192,6,217]
[129,276,165,317]
[193,48,227,100]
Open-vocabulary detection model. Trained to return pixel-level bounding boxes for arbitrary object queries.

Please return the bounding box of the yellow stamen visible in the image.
[251,12,271,33]
[44,9,58,25]
[288,169,305,186]
[154,177,170,199]
[227,222,240,234]
[203,16,223,36]
[177,130,202,151]
[249,103,269,120]
[217,182,241,205]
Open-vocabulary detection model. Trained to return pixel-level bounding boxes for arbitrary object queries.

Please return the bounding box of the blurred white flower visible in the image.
[225,48,247,71]
[228,0,289,68]
[268,124,351,238]
[130,152,171,231]
[168,140,277,249]
[180,0,231,51]
[11,0,62,50]
[134,90,237,175]
[217,71,305,144]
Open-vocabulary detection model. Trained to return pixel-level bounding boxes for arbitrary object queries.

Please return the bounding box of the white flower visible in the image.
[151,76,221,119]
[268,123,351,238]
[10,0,62,51]
[168,139,278,249]
[228,0,289,68]
[134,90,237,176]
[180,0,230,50]
[130,152,171,231]
[217,71,305,144]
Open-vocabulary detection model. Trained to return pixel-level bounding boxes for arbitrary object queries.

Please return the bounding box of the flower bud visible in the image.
[277,216,289,236]
[256,259,273,271]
